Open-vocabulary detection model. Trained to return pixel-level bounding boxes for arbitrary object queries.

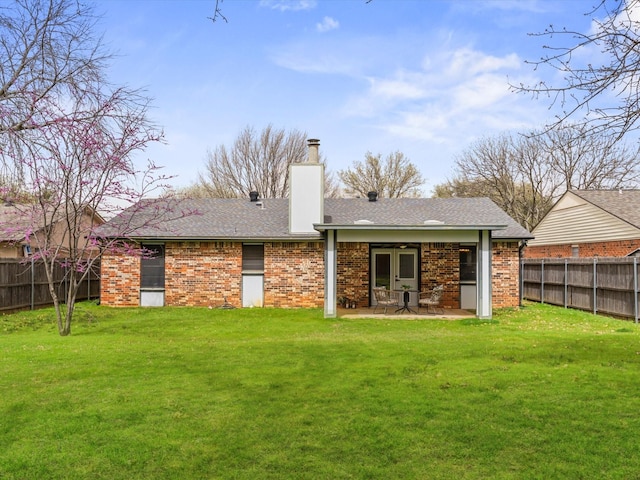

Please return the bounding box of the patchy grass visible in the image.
[1,301,640,479]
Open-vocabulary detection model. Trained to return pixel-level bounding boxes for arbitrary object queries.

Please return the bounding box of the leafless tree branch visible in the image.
[512,0,640,141]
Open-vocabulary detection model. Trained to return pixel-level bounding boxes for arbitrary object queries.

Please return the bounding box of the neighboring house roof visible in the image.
[99,197,532,241]
[0,202,105,244]
[0,203,38,243]
[528,189,640,247]
[570,189,640,229]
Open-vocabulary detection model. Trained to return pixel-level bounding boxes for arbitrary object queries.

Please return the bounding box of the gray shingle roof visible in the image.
[98,198,294,240]
[99,197,532,240]
[0,204,29,242]
[324,197,532,239]
[571,189,640,229]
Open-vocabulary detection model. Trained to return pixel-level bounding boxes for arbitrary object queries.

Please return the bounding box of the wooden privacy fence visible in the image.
[0,259,100,313]
[521,258,640,323]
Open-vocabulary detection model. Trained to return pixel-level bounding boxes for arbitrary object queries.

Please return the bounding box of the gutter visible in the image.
[313,223,509,232]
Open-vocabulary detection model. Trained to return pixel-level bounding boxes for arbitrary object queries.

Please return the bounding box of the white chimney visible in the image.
[289,139,324,234]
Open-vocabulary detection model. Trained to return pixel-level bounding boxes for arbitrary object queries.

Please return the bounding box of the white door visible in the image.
[371,248,418,305]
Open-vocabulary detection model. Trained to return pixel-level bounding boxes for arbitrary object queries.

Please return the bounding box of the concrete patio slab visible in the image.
[337,307,475,320]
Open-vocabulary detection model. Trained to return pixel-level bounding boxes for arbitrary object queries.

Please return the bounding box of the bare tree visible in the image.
[0,0,173,336]
[209,0,228,23]
[195,124,340,198]
[434,134,551,230]
[433,126,640,230]
[513,0,640,141]
[543,124,640,189]
[338,151,424,198]
[0,0,107,133]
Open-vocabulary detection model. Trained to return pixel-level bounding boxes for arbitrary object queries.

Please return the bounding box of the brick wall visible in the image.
[492,241,520,308]
[421,243,460,308]
[100,251,140,307]
[525,239,640,258]
[101,239,523,311]
[264,242,324,308]
[336,242,369,308]
[101,241,324,308]
[165,242,242,307]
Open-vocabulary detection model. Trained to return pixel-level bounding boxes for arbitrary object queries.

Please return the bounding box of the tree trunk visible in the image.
[50,287,70,336]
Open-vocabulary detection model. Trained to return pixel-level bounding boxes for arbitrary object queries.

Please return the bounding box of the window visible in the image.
[243,244,264,272]
[398,252,415,278]
[141,244,165,288]
[459,246,477,282]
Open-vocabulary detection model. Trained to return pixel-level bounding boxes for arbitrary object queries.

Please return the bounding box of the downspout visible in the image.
[518,240,526,307]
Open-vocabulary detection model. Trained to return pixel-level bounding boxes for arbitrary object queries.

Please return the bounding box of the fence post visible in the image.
[564,259,568,309]
[30,256,34,311]
[635,257,638,325]
[593,258,598,315]
[541,259,545,304]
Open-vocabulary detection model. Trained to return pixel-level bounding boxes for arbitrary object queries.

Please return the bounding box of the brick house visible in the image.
[100,140,532,319]
[524,190,640,259]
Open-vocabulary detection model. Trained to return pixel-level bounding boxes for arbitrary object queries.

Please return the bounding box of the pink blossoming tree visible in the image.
[0,0,178,335]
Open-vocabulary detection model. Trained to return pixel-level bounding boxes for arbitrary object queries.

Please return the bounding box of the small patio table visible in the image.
[395,289,417,314]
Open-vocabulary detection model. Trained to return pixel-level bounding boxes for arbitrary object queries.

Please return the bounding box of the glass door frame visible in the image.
[371,247,419,306]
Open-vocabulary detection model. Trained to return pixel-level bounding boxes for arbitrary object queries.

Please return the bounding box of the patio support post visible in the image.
[324,229,337,318]
[477,229,492,319]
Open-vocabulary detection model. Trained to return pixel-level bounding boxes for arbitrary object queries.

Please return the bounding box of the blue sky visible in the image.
[98,0,593,195]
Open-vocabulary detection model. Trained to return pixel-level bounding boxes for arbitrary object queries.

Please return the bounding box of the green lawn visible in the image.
[1,302,640,479]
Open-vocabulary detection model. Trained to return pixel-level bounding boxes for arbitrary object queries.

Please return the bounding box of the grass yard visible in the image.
[1,302,640,479]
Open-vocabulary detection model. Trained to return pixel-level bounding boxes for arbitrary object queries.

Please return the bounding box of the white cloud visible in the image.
[615,0,640,28]
[269,36,382,75]
[316,16,339,33]
[446,48,520,76]
[370,79,424,100]
[259,0,316,12]
[343,46,547,145]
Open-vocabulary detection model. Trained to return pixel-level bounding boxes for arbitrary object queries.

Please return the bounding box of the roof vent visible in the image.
[249,191,259,202]
[367,191,378,202]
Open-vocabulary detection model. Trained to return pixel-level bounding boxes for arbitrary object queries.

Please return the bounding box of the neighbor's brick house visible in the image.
[100,140,532,319]
[525,190,640,259]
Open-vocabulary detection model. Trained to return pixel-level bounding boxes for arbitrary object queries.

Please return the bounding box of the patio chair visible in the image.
[372,287,401,314]
[419,285,444,314]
